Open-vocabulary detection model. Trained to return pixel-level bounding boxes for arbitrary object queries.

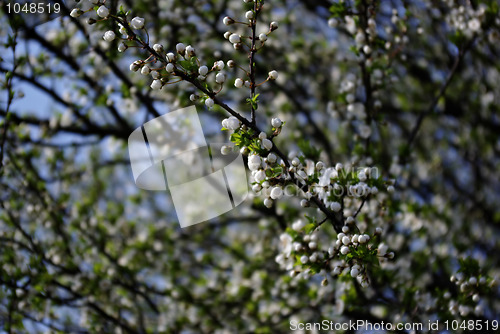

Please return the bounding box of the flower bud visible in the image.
[131,17,145,30]
[176,43,186,55]
[153,44,164,53]
[103,31,116,42]
[97,5,109,18]
[223,16,235,25]
[268,70,279,80]
[205,98,214,108]
[199,65,209,76]
[70,9,83,18]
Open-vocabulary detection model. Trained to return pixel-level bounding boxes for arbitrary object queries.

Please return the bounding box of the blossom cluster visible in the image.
[275,218,390,287]
[70,0,397,289]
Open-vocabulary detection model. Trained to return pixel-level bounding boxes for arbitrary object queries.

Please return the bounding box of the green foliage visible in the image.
[329,2,349,18]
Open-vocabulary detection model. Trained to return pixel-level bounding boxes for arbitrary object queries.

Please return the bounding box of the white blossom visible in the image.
[131,17,145,30]
[97,6,109,18]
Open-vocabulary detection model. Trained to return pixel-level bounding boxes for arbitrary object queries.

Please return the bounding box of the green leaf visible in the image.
[297,139,322,161]
[304,223,316,234]
[329,3,349,17]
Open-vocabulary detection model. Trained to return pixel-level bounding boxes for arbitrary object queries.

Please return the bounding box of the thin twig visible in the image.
[249,1,260,125]
[406,38,475,155]
[353,197,367,218]
[0,30,18,177]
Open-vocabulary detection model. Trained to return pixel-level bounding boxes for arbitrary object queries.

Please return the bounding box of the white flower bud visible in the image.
[330,202,341,212]
[377,243,388,256]
[103,30,116,42]
[129,61,141,72]
[70,9,83,18]
[97,5,110,18]
[340,246,350,255]
[245,11,254,20]
[131,17,145,30]
[166,63,174,73]
[229,34,241,44]
[368,18,376,29]
[300,255,309,264]
[223,16,234,25]
[264,198,273,208]
[153,44,164,53]
[214,60,225,71]
[328,18,338,28]
[309,253,317,262]
[248,155,261,171]
[267,153,277,163]
[118,24,127,36]
[254,170,266,183]
[166,52,175,62]
[252,184,262,194]
[300,199,309,207]
[205,98,214,108]
[234,78,244,88]
[140,66,151,75]
[185,45,195,57]
[118,42,127,52]
[261,139,273,151]
[150,79,162,90]
[350,267,359,277]
[270,21,279,31]
[268,70,279,80]
[215,73,226,84]
[258,132,267,140]
[355,31,365,46]
[271,117,282,128]
[198,66,209,76]
[176,43,186,54]
[259,33,268,42]
[226,116,240,130]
